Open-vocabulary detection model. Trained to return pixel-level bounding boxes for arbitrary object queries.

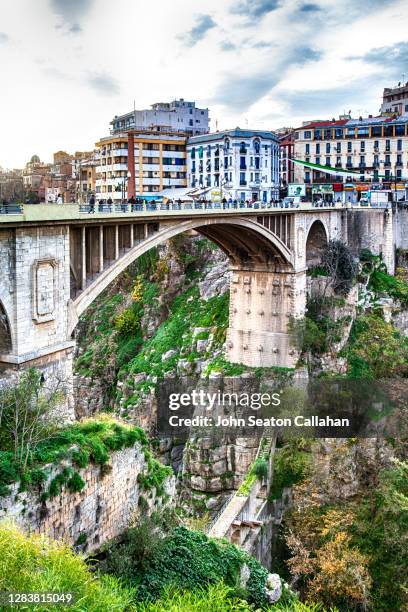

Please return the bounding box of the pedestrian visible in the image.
[56,193,63,204]
[222,197,227,209]
[107,196,113,211]
[89,193,95,214]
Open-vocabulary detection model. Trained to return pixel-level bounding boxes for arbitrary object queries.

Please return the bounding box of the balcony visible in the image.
[112,149,128,156]
[396,160,403,167]
[384,161,391,167]
[240,165,247,170]
[239,181,247,186]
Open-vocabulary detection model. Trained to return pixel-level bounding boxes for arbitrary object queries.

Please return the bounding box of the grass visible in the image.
[0,521,137,611]
[0,415,147,499]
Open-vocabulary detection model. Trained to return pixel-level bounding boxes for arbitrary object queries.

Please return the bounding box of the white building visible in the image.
[110,99,209,136]
[186,129,280,202]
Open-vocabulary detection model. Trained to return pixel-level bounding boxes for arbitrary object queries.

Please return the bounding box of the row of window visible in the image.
[305,153,404,166]
[304,139,405,154]
[300,124,407,140]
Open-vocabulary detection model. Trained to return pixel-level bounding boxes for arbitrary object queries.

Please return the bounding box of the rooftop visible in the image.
[187,128,279,144]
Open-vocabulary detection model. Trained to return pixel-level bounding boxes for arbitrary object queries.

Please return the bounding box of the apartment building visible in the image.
[110,99,209,136]
[380,83,408,116]
[293,115,408,186]
[186,129,280,202]
[95,131,187,200]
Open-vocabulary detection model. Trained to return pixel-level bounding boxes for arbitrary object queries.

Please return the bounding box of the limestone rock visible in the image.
[264,573,282,604]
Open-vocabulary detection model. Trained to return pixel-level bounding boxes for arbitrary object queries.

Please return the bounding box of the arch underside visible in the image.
[305,220,328,268]
[72,216,294,326]
[0,301,12,354]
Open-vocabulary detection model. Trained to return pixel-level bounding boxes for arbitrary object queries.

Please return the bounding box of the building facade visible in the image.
[186,129,280,202]
[95,131,187,200]
[380,83,408,116]
[110,99,209,136]
[293,115,408,187]
[278,129,295,194]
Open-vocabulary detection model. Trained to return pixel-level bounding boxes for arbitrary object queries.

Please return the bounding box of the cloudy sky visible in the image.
[1,0,408,168]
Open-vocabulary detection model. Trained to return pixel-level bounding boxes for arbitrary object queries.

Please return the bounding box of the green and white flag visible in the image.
[289,158,383,179]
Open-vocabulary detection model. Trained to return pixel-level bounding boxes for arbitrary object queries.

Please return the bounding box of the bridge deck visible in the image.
[0,201,359,226]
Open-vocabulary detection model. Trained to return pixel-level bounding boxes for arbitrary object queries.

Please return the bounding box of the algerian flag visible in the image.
[290,158,385,179]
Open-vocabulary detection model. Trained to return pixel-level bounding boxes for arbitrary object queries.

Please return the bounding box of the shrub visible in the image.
[0,522,136,611]
[115,307,140,336]
[321,240,358,295]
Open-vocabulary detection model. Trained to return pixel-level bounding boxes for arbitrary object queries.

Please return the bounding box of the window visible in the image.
[335,128,343,138]
[336,156,341,166]
[347,156,352,167]
[326,143,330,153]
[347,141,352,153]
[397,139,403,151]
[372,126,382,137]
[316,157,320,165]
[324,129,332,140]
[239,142,247,154]
[385,139,391,152]
[305,143,310,154]
[347,127,355,137]
[395,125,405,136]
[316,143,320,154]
[305,171,310,183]
[304,130,312,139]
[384,125,394,137]
[374,140,379,151]
[397,153,402,165]
[360,141,365,152]
[336,142,341,153]
[357,127,369,137]
[240,156,247,169]
[314,129,322,140]
[240,172,246,186]
[405,104,408,112]
[325,156,330,166]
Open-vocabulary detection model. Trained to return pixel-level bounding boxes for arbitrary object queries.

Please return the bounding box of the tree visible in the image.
[0,369,63,470]
[321,240,358,296]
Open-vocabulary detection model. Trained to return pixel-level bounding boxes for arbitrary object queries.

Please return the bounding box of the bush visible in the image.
[136,582,252,611]
[0,522,136,611]
[115,307,141,336]
[102,526,270,608]
[347,315,408,378]
[321,240,358,295]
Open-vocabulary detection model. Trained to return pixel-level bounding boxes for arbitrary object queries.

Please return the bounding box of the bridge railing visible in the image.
[0,204,23,215]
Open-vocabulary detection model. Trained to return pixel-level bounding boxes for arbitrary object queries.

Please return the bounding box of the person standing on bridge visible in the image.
[89,193,95,214]
[107,196,113,211]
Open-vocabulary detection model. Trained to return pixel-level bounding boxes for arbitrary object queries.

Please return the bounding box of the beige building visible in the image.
[95,130,187,200]
[293,115,408,187]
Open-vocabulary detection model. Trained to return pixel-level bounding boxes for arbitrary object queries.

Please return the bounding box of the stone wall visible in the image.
[0,443,175,554]
[346,209,394,273]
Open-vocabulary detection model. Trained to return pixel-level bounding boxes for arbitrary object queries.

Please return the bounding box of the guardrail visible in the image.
[0,204,23,215]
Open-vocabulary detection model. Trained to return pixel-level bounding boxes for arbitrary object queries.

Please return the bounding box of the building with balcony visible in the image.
[278,129,295,194]
[95,131,187,200]
[293,115,408,187]
[110,99,209,136]
[381,82,408,116]
[186,129,279,202]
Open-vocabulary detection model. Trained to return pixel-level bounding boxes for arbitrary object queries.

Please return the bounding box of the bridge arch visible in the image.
[70,216,294,330]
[305,219,328,268]
[0,299,12,355]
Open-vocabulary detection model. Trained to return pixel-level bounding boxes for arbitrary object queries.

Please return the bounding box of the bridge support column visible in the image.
[226,266,306,368]
[0,225,75,420]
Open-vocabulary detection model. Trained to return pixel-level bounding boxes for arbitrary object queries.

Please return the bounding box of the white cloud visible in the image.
[0,0,407,167]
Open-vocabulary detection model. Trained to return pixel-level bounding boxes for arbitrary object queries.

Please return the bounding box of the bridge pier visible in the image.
[0,225,75,419]
[226,265,306,368]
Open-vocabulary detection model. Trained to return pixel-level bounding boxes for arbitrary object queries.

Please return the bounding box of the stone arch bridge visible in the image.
[0,202,397,413]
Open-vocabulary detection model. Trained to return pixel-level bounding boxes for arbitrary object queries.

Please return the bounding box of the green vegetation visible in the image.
[0,522,136,611]
[238,439,270,496]
[101,525,273,608]
[361,249,408,306]
[346,314,408,378]
[0,407,147,499]
[118,287,229,403]
[269,440,312,501]
[290,296,350,356]
[138,450,173,497]
[284,459,408,611]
